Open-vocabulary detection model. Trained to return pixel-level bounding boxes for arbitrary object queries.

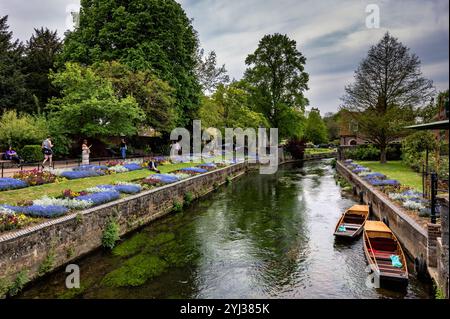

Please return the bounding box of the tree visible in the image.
[60,0,201,127]
[195,49,230,94]
[244,33,309,138]
[23,28,63,114]
[47,63,145,139]
[0,110,48,149]
[0,16,31,113]
[323,112,341,143]
[93,61,176,134]
[199,81,269,131]
[304,108,328,145]
[341,32,434,163]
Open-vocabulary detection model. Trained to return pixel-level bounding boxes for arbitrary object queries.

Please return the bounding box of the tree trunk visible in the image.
[380,145,387,164]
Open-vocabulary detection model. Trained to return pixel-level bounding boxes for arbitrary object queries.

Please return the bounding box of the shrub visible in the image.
[184,192,193,205]
[344,144,380,161]
[285,138,306,160]
[102,218,120,249]
[20,145,43,163]
[8,270,28,297]
[0,178,28,191]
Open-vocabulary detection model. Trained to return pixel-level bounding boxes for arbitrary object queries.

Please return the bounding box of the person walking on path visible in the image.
[82,139,92,165]
[120,138,127,160]
[41,136,53,169]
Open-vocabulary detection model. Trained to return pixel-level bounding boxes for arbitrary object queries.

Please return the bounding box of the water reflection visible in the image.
[18,160,432,299]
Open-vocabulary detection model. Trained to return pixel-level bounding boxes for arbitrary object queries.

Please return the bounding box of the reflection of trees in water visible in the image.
[203,164,313,292]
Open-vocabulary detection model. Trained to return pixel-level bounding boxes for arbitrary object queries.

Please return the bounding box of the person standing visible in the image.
[81,140,91,165]
[41,136,53,169]
[120,138,127,160]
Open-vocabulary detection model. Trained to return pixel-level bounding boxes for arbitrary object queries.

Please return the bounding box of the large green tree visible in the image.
[93,61,176,134]
[60,0,201,127]
[304,108,328,144]
[23,28,63,114]
[244,33,309,138]
[47,63,145,139]
[0,16,31,113]
[341,32,434,163]
[199,81,269,130]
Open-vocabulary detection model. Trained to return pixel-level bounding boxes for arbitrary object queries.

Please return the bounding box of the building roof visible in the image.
[405,120,449,131]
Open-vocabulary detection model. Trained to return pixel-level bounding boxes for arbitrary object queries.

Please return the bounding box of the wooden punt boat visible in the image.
[363,221,409,287]
[334,205,369,238]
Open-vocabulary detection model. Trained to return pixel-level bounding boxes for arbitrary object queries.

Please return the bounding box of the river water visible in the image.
[19,160,433,299]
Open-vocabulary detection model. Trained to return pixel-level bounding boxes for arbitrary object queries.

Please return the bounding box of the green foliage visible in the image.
[341,33,434,163]
[304,108,328,144]
[93,61,176,134]
[402,131,438,172]
[113,233,149,258]
[323,112,341,141]
[8,270,29,297]
[38,249,56,276]
[0,16,32,113]
[47,63,145,139]
[184,192,194,205]
[330,158,337,168]
[60,0,201,127]
[102,218,120,250]
[244,33,309,139]
[199,82,269,131]
[101,254,167,288]
[23,28,62,113]
[0,110,48,150]
[20,145,43,163]
[226,176,233,184]
[172,201,183,212]
[344,144,381,161]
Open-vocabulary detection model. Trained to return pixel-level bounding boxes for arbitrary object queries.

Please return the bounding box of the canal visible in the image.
[18,160,433,299]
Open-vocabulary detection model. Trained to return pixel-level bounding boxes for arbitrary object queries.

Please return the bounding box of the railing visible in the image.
[0,154,155,178]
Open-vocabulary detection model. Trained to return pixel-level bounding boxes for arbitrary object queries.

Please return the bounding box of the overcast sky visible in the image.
[1,0,448,114]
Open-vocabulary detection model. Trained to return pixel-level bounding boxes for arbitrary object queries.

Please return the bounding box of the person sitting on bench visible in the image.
[4,146,22,166]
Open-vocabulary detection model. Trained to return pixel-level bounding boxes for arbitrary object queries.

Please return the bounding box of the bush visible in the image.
[102,218,120,250]
[20,145,43,163]
[344,144,380,161]
[285,138,306,160]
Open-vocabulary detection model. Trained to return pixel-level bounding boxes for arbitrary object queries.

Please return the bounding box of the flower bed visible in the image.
[178,167,208,174]
[0,207,33,232]
[13,170,57,186]
[76,190,121,206]
[60,170,105,179]
[2,204,69,218]
[343,159,430,217]
[0,178,28,191]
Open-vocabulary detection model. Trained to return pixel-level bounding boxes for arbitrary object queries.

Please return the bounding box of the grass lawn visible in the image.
[0,162,197,205]
[305,148,336,155]
[357,160,422,191]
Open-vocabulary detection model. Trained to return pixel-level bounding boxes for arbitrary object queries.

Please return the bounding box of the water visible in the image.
[18,160,433,299]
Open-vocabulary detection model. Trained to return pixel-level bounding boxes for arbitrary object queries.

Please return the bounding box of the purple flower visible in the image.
[3,204,68,218]
[114,184,141,194]
[367,179,400,186]
[61,170,105,180]
[151,174,180,183]
[123,163,142,171]
[73,165,108,171]
[363,173,386,180]
[0,178,28,191]
[180,167,208,173]
[76,191,121,206]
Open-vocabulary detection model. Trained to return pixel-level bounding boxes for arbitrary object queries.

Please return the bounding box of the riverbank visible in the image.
[16,159,432,299]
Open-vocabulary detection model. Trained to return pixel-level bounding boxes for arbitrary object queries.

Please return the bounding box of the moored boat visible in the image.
[334,205,369,238]
[363,221,409,288]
